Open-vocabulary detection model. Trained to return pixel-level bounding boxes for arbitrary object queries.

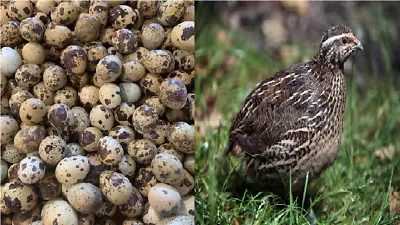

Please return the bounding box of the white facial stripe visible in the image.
[321,33,354,47]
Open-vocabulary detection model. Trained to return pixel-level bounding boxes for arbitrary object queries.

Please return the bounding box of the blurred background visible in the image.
[195,1,400,224]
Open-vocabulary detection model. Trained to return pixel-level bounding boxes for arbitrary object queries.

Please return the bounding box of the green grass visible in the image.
[195,20,400,224]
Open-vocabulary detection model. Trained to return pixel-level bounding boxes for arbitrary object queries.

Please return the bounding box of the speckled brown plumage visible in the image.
[226,25,363,195]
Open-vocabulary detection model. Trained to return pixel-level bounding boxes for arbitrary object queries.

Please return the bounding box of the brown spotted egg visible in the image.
[109,5,137,29]
[47,104,75,132]
[79,127,103,152]
[95,55,122,83]
[117,154,136,177]
[119,82,141,103]
[89,104,114,131]
[21,42,46,65]
[15,64,42,88]
[128,139,157,165]
[14,125,46,154]
[44,23,73,49]
[43,65,68,91]
[60,45,87,75]
[159,78,188,110]
[148,183,181,217]
[151,153,184,186]
[50,2,80,25]
[7,0,33,21]
[55,155,90,185]
[38,135,67,166]
[66,183,103,214]
[141,23,165,50]
[0,115,19,145]
[41,199,79,225]
[19,98,47,125]
[74,13,101,43]
[171,21,194,52]
[3,181,38,213]
[112,29,137,54]
[99,171,133,205]
[120,60,146,82]
[99,83,121,109]
[118,187,145,218]
[142,50,172,74]
[168,122,194,154]
[17,156,45,184]
[0,21,24,46]
[131,104,159,134]
[78,85,99,110]
[113,102,135,126]
[108,125,135,151]
[157,0,185,26]
[139,73,163,96]
[88,1,109,27]
[19,17,44,42]
[97,136,123,166]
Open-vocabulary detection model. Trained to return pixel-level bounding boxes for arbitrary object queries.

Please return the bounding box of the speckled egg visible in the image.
[114,102,135,126]
[99,170,133,205]
[135,166,157,197]
[137,0,159,18]
[34,11,51,25]
[157,0,185,26]
[99,27,116,46]
[120,60,146,82]
[74,13,101,43]
[17,156,45,184]
[109,5,137,29]
[66,183,103,214]
[108,125,135,150]
[99,83,121,109]
[0,47,22,77]
[44,23,72,49]
[151,153,184,185]
[123,47,149,64]
[119,82,141,103]
[79,127,103,152]
[183,154,194,175]
[173,50,195,71]
[148,183,181,216]
[38,135,67,166]
[0,115,19,145]
[41,199,79,225]
[143,120,169,145]
[47,104,75,132]
[142,50,172,74]
[157,143,184,162]
[171,21,194,52]
[36,172,61,200]
[159,78,188,110]
[89,104,114,131]
[89,1,109,27]
[9,90,34,116]
[22,42,46,65]
[3,181,38,213]
[60,45,87,74]
[158,215,194,225]
[95,55,122,83]
[94,201,117,218]
[7,0,33,21]
[117,154,136,177]
[118,187,145,218]
[168,122,194,154]
[35,0,56,15]
[97,136,123,166]
[182,5,194,22]
[142,23,165,50]
[112,29,137,54]
[55,155,90,185]
[0,21,24,46]
[19,17,44,42]
[9,201,41,224]
[1,144,25,164]
[168,70,192,87]
[128,139,157,165]
[65,143,85,157]
[173,169,194,197]
[43,65,67,91]
[123,218,144,225]
[14,125,46,154]
[7,163,20,182]
[139,73,163,96]
[54,86,78,108]
[15,64,42,88]
[19,98,47,125]
[132,104,159,134]
[86,44,108,72]
[144,96,166,116]
[50,2,80,25]
[142,203,164,225]
[78,85,99,109]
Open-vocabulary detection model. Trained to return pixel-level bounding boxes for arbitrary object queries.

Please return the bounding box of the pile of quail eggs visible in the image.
[0,0,195,224]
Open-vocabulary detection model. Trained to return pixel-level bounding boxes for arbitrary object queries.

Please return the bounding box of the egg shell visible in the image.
[157,215,195,225]
[44,23,72,49]
[39,135,67,166]
[66,183,103,214]
[0,21,24,46]
[173,50,195,71]
[14,125,46,154]
[7,0,33,21]
[132,104,159,134]
[118,154,136,177]
[7,163,21,182]
[135,166,157,197]
[54,86,78,108]
[171,21,194,52]
[65,143,86,157]
[41,199,79,225]
[95,55,122,83]
[123,47,149,64]
[141,23,165,50]
[43,65,68,91]
[108,125,135,150]
[50,2,80,25]
[113,102,135,126]
[15,64,42,88]
[118,187,145,218]
[99,83,122,109]
[55,155,90,185]
[3,181,38,213]
[88,1,109,27]
[37,172,61,200]
[71,106,90,134]
[11,204,41,225]
[159,78,188,110]
[144,96,166,117]
[19,17,44,42]
[99,171,133,205]
[158,143,184,162]
[183,154,194,175]
[1,144,25,164]
[22,42,46,65]
[47,104,75,132]
[157,0,185,26]
[19,98,47,125]
[94,201,117,218]
[142,50,172,74]
[35,0,56,14]
[120,60,146,82]
[148,183,181,217]
[17,156,46,184]
[128,139,157,165]
[143,120,170,146]
[61,45,87,74]
[119,82,142,103]
[173,169,194,197]
[137,0,159,18]
[89,104,114,131]
[182,5,195,22]
[86,45,108,72]
[97,136,123,166]
[9,90,34,116]
[139,73,163,96]
[74,13,101,43]
[168,70,192,87]
[0,115,19,145]
[112,29,137,54]
[168,122,194,154]
[151,153,184,186]
[109,5,137,29]
[79,127,103,152]
[78,85,100,109]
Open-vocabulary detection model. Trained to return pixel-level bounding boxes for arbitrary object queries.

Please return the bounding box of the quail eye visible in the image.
[342,37,347,44]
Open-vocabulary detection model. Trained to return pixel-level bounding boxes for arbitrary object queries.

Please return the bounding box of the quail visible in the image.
[226,25,363,196]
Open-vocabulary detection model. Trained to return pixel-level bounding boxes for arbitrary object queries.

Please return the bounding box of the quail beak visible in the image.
[353,39,363,51]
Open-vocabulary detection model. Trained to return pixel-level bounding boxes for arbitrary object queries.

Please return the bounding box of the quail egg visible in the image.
[132,104,159,134]
[117,154,136,177]
[159,78,188,110]
[89,1,109,27]
[10,203,41,225]
[95,55,122,83]
[99,27,116,46]
[0,47,22,77]
[78,85,100,110]
[171,21,194,52]
[55,155,90,185]
[151,153,184,185]
[1,144,25,164]
[95,201,117,218]
[97,136,123,166]
[99,83,121,109]
[61,45,87,74]
[41,199,79,225]
[157,0,185,26]
[54,86,78,108]
[3,181,38,213]
[135,166,158,197]
[168,70,192,86]
[109,5,137,29]
[0,21,24,46]
[19,98,47,125]
[7,163,20,182]
[31,81,54,106]
[99,170,133,205]
[128,139,157,165]
[89,104,114,131]
[168,122,194,154]
[74,13,101,43]
[9,90,34,116]
[141,23,165,50]
[0,115,19,145]
[142,203,164,225]
[173,50,195,71]
[47,103,75,132]
[66,183,103,214]
[114,102,135,126]
[139,73,163,96]
[14,125,46,154]
[119,82,142,103]
[158,143,184,162]
[84,153,109,186]
[120,60,146,82]
[142,50,172,74]
[112,29,137,54]
[86,44,108,72]
[43,65,68,91]
[173,169,194,197]
[17,156,45,184]
[144,96,166,116]
[118,187,145,218]
[124,47,149,64]
[50,2,80,25]
[22,42,46,65]
[158,215,195,225]
[44,23,72,49]
[36,172,61,200]
[108,125,135,150]
[143,120,170,145]
[19,17,44,42]
[183,155,194,175]
[65,143,86,157]
[79,127,103,152]
[7,0,33,21]
[137,0,159,18]
[71,106,90,134]
[15,64,42,88]
[38,135,67,166]
[148,183,181,216]
[35,0,56,15]
[182,5,194,22]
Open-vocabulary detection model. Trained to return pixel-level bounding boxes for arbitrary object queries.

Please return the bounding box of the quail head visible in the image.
[226,25,363,196]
